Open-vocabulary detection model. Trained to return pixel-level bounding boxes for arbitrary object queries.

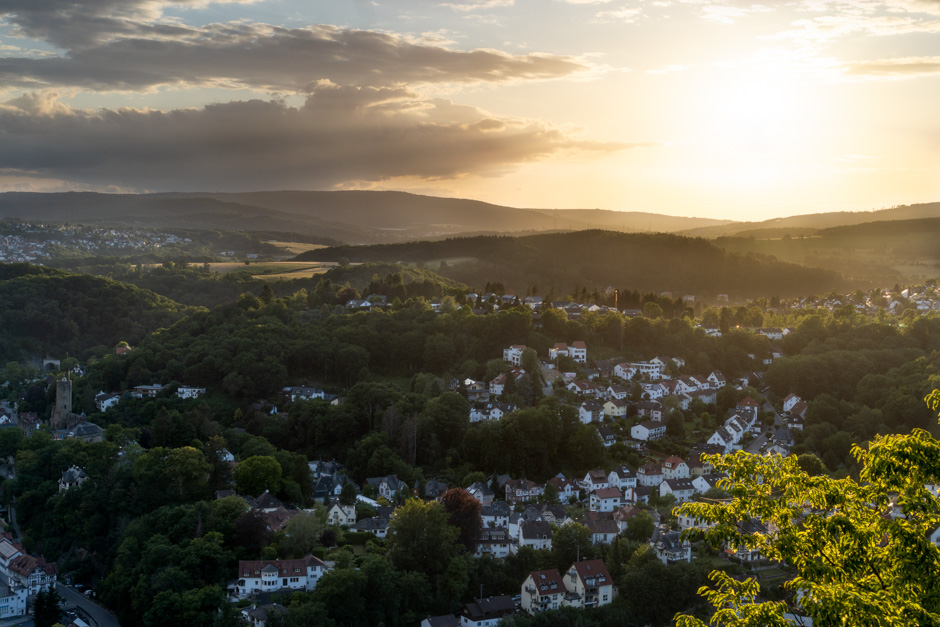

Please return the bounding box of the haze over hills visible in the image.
[0,190,731,244]
[678,202,940,238]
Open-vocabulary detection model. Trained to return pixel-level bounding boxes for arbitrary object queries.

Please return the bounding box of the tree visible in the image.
[440,488,482,552]
[233,456,282,497]
[339,482,357,507]
[386,498,458,580]
[623,510,655,542]
[675,390,940,627]
[32,587,63,627]
[553,522,593,570]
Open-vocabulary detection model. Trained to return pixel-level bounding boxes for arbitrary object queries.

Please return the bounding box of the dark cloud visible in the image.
[0,23,586,92]
[0,88,630,190]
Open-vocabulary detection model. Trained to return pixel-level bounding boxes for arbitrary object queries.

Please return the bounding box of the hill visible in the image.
[0,264,195,362]
[0,191,732,244]
[712,217,940,284]
[679,201,940,238]
[295,230,849,299]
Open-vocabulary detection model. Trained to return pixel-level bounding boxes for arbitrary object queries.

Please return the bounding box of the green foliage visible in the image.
[676,391,940,626]
[233,456,282,497]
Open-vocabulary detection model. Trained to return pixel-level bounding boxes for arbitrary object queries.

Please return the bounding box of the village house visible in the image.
[549,343,569,360]
[505,479,543,506]
[597,425,616,448]
[474,528,512,560]
[177,385,207,400]
[0,534,56,596]
[281,386,324,402]
[366,474,407,500]
[607,466,637,491]
[562,341,585,364]
[94,391,120,412]
[130,383,163,399]
[631,421,666,442]
[354,517,390,538]
[58,466,88,492]
[563,559,615,608]
[652,531,691,565]
[547,476,578,502]
[517,520,553,552]
[580,469,609,492]
[233,556,330,599]
[637,463,664,487]
[503,345,527,367]
[326,501,356,527]
[521,569,570,614]
[603,398,628,419]
[461,596,516,626]
[468,481,495,506]
[659,478,696,503]
[481,501,511,528]
[589,487,623,513]
[579,401,605,424]
[661,456,690,480]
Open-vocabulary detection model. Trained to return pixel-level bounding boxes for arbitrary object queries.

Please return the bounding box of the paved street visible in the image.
[58,584,121,627]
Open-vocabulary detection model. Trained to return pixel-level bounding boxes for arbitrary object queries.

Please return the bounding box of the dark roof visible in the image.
[462,596,515,621]
[570,559,613,585]
[528,569,565,593]
[423,615,460,627]
[520,520,553,540]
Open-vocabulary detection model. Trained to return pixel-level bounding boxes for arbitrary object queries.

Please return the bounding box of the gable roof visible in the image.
[569,559,613,586]
[528,569,565,593]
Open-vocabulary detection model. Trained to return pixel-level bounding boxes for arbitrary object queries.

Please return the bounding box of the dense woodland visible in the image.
[0,257,939,626]
[296,230,850,299]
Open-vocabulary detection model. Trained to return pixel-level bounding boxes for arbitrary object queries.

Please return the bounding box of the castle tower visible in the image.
[52,378,72,430]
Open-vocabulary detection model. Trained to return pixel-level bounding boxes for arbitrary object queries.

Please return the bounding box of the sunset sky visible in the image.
[0,0,938,220]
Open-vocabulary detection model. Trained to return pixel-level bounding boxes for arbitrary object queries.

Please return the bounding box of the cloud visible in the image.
[844,55,940,77]
[440,0,515,11]
[594,6,644,22]
[0,24,588,93]
[0,89,632,190]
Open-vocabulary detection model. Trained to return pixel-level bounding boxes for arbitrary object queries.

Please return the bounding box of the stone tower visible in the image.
[51,378,72,430]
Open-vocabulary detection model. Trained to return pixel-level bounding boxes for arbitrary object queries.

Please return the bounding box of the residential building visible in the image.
[517,520,553,552]
[661,456,690,480]
[521,569,570,614]
[652,531,691,565]
[0,534,56,595]
[589,488,623,513]
[563,559,615,608]
[461,596,516,626]
[503,345,527,367]
[233,556,330,599]
[474,528,512,559]
[177,386,207,400]
[631,421,666,441]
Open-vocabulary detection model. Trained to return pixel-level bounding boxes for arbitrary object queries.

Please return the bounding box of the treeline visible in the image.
[0,264,194,363]
[765,313,940,470]
[296,230,849,299]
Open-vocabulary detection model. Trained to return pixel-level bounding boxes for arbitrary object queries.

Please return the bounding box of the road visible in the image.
[57,584,121,627]
[744,400,783,454]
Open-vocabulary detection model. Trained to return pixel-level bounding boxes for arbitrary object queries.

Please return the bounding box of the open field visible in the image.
[203,261,336,278]
[266,241,328,255]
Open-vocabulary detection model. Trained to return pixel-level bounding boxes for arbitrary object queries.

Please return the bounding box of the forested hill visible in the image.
[295,230,849,299]
[0,264,195,362]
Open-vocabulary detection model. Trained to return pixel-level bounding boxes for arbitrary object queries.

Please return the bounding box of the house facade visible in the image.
[233,556,329,599]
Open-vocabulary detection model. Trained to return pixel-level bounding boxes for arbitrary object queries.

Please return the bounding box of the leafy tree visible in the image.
[623,510,655,542]
[440,488,482,552]
[553,522,593,571]
[32,586,63,627]
[676,390,940,627]
[386,498,459,581]
[339,481,358,507]
[233,456,283,497]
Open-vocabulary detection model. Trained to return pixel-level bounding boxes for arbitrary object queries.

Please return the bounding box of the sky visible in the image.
[0,0,938,220]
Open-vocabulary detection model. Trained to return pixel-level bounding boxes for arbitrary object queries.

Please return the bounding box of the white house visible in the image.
[652,531,691,565]
[94,391,120,411]
[569,341,587,364]
[589,487,623,513]
[0,535,56,596]
[661,456,690,480]
[177,386,207,400]
[326,501,356,527]
[563,559,615,609]
[631,421,666,441]
[782,393,802,413]
[517,520,553,552]
[607,466,637,491]
[659,478,696,503]
[637,463,664,487]
[579,401,605,424]
[474,529,512,560]
[233,556,330,599]
[549,343,569,360]
[503,345,527,367]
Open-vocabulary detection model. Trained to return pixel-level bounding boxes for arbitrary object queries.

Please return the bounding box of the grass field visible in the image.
[203,261,336,279]
[266,241,329,255]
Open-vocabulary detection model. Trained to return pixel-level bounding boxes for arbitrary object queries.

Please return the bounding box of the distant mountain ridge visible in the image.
[679,202,940,238]
[0,190,731,244]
